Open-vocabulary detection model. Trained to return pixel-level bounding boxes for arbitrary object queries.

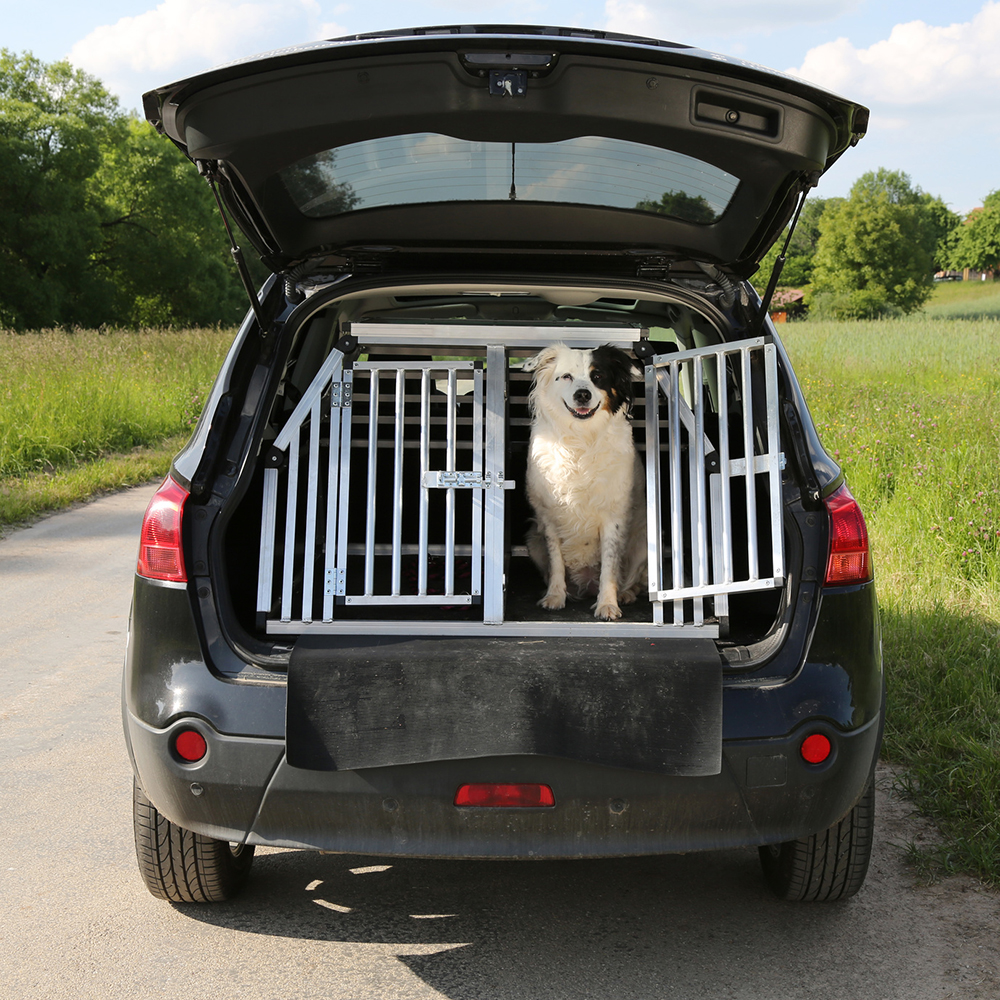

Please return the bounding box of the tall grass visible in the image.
[0,327,235,526]
[781,315,1000,882]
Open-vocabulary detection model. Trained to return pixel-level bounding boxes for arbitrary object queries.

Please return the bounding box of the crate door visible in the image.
[334,361,486,611]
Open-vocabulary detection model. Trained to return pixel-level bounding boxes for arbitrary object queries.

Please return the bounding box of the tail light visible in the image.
[173,729,208,762]
[137,476,189,582]
[454,783,555,807]
[823,483,872,586]
[800,732,833,765]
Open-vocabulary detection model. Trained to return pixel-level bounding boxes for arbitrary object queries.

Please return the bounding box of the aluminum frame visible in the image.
[256,325,785,638]
[643,335,785,625]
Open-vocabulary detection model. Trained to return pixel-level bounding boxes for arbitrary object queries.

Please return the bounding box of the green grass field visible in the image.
[1,306,998,883]
[0,326,236,528]
[781,308,1000,883]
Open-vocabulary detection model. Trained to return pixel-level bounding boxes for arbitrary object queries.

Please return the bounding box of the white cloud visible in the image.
[604,0,860,41]
[68,0,347,101]
[787,1,1000,105]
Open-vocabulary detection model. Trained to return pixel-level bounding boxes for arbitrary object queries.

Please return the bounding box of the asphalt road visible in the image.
[1,484,998,999]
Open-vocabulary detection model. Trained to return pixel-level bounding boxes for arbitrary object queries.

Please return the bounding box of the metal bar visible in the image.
[364,369,379,596]
[643,363,664,601]
[418,370,430,596]
[691,354,707,631]
[273,347,346,450]
[483,346,506,624]
[334,370,354,597]
[348,323,642,349]
[709,475,729,621]
[471,367,484,598]
[269,619,720,639]
[650,576,784,602]
[279,426,299,622]
[741,346,759,581]
[353,360,475,372]
[649,335,768,367]
[390,369,405,596]
[668,362,685,626]
[716,350,733,589]
[300,396,321,622]
[445,368,457,596]
[256,468,278,615]
[764,344,784,580]
[322,358,345,620]
[343,594,474,607]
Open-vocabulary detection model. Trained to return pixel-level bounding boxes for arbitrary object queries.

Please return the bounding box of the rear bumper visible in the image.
[125,710,881,857]
[124,575,883,856]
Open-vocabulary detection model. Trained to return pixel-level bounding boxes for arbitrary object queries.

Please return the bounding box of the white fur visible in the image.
[524,345,647,621]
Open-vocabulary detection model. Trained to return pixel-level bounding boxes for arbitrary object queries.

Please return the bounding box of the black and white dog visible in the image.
[523,344,647,621]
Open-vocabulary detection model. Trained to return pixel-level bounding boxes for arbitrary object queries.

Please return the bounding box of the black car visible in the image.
[124,25,882,904]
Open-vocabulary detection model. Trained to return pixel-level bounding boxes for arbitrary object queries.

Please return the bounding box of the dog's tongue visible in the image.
[575,406,592,416]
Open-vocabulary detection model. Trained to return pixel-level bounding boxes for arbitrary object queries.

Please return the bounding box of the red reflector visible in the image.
[137,476,189,582]
[174,729,207,762]
[454,783,555,808]
[800,733,832,765]
[823,483,872,586]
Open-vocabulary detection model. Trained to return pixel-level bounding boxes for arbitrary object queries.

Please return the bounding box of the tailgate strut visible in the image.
[197,159,270,335]
[750,177,815,336]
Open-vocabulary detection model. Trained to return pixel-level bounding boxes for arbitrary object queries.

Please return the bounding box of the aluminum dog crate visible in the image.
[257,324,784,638]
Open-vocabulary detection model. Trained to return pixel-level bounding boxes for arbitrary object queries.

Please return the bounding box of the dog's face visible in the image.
[525,344,637,424]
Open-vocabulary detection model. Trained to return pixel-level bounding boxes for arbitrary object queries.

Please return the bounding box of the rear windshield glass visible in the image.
[278,134,738,224]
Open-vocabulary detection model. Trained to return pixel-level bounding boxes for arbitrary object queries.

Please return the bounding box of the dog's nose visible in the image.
[573,387,592,405]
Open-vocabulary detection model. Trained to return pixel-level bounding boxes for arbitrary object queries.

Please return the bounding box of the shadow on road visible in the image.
[178,846,932,998]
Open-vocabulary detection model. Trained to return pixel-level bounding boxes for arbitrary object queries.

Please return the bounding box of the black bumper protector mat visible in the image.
[286,635,722,775]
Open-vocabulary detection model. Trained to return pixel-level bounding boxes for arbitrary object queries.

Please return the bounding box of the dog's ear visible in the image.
[523,346,559,375]
[592,345,638,416]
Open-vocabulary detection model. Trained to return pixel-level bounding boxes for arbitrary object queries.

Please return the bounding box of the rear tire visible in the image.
[132,778,255,902]
[758,778,875,901]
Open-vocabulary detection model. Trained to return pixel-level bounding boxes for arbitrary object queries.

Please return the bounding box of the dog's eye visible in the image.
[559,373,573,381]
[591,372,605,386]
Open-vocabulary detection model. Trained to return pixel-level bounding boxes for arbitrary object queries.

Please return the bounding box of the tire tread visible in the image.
[759,778,875,902]
[132,779,254,902]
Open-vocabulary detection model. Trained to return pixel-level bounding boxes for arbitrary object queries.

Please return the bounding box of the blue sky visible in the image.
[4,0,997,214]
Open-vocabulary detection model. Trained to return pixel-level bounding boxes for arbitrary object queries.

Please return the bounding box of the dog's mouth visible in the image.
[565,402,597,419]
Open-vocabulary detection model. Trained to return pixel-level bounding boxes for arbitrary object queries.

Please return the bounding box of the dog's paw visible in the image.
[618,587,638,605]
[539,592,567,611]
[593,601,623,621]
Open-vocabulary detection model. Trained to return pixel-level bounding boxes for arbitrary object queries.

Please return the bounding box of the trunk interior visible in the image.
[216,281,801,657]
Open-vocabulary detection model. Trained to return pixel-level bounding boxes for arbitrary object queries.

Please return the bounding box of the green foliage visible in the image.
[90,118,247,326]
[947,189,1000,273]
[635,189,717,224]
[0,50,247,330]
[0,50,121,328]
[758,196,840,288]
[810,169,947,319]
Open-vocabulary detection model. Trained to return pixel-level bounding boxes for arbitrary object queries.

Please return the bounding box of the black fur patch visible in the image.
[590,345,640,415]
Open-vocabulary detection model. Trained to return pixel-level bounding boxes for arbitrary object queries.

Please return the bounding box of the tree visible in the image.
[89,117,248,326]
[0,50,123,328]
[0,50,248,329]
[635,189,717,224]
[947,190,1000,274]
[810,169,948,318]
[756,196,841,289]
